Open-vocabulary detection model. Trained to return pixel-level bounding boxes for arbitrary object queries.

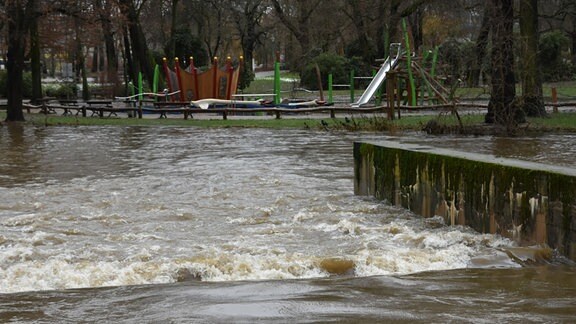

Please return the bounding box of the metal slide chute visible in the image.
[352,43,402,107]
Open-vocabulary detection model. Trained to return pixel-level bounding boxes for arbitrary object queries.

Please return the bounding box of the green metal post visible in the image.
[153,65,159,101]
[431,46,439,77]
[423,49,430,65]
[350,70,355,103]
[328,73,333,104]
[274,61,281,105]
[153,65,159,99]
[402,18,417,107]
[138,72,143,101]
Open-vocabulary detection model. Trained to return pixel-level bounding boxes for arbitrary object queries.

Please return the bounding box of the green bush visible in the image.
[22,72,33,98]
[0,70,34,98]
[44,84,58,97]
[345,38,377,63]
[347,56,373,90]
[300,52,351,90]
[45,82,78,99]
[539,31,574,82]
[163,28,208,67]
[438,38,476,85]
[0,70,6,97]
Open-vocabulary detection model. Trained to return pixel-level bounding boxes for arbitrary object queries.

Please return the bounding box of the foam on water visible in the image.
[0,209,522,294]
[3,127,556,294]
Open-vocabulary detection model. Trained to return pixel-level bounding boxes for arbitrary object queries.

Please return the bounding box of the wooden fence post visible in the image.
[551,87,558,113]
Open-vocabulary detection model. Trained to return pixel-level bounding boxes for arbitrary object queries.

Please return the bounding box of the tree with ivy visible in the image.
[4,0,37,122]
[485,0,525,130]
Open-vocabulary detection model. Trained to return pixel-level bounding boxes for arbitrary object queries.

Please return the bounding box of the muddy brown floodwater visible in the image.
[0,125,574,322]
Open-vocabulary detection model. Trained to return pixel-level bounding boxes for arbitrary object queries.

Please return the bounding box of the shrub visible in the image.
[44,84,59,97]
[0,71,34,98]
[300,52,351,90]
[348,56,373,90]
[22,72,33,98]
[539,31,573,82]
[53,83,77,98]
[438,38,476,86]
[164,28,208,67]
[0,70,6,97]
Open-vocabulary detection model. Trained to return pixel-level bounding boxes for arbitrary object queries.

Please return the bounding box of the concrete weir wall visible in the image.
[354,141,576,260]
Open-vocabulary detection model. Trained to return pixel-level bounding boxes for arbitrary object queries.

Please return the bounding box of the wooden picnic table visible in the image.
[58,99,81,116]
[86,99,114,117]
[38,97,57,114]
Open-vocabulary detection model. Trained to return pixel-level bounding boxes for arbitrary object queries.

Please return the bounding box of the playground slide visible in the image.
[352,43,402,107]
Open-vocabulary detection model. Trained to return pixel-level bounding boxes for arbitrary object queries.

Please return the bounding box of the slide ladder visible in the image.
[352,43,402,107]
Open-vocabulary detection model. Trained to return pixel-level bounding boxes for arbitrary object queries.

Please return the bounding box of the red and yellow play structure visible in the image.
[162,56,242,102]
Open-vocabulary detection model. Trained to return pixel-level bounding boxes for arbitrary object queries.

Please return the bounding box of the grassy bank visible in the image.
[2,110,575,133]
[1,111,327,129]
[527,111,576,130]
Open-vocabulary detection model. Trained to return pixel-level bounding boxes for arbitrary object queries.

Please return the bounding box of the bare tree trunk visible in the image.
[271,0,322,69]
[571,30,576,66]
[407,6,424,52]
[520,0,545,117]
[470,7,491,87]
[97,0,119,95]
[118,0,154,88]
[232,0,266,89]
[167,0,179,60]
[376,0,388,58]
[91,47,99,73]
[377,0,428,58]
[74,16,89,101]
[30,15,42,104]
[345,0,376,63]
[123,27,135,86]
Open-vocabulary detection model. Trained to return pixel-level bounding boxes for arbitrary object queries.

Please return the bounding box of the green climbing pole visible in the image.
[402,18,417,106]
[274,61,281,105]
[153,64,159,101]
[138,72,143,101]
[431,46,439,77]
[328,74,333,104]
[349,70,355,103]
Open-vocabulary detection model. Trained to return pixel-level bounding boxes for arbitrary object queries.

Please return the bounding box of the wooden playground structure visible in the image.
[162,56,242,102]
[135,16,456,116]
[30,19,482,121]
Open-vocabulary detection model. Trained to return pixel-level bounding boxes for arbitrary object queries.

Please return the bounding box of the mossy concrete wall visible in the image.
[354,141,576,260]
